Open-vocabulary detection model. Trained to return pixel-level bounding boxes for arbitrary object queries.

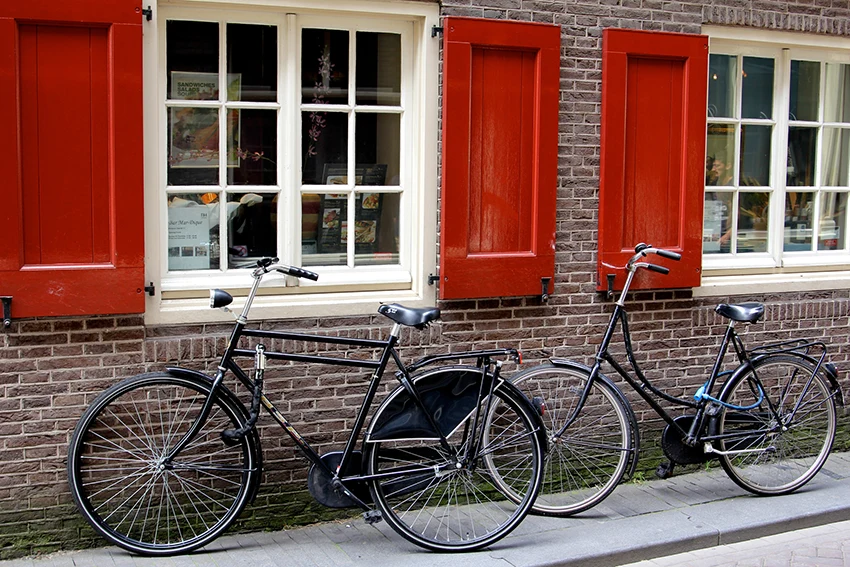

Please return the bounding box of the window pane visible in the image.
[784,191,814,251]
[789,60,820,122]
[302,112,348,185]
[740,125,771,186]
[706,124,735,186]
[303,193,348,266]
[787,127,817,187]
[821,128,850,187]
[824,63,850,123]
[168,107,220,186]
[227,192,277,267]
[302,29,349,104]
[737,192,769,252]
[819,192,847,250]
[742,57,774,120]
[228,109,277,186]
[703,191,733,254]
[227,24,277,102]
[167,193,219,271]
[167,21,219,100]
[708,54,737,118]
[356,32,401,106]
[354,193,399,266]
[356,114,399,186]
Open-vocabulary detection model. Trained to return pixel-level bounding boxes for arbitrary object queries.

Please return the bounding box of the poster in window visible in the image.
[168,206,212,270]
[169,72,241,168]
[317,165,386,255]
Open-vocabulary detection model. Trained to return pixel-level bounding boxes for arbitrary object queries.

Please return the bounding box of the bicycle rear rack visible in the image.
[748,338,827,364]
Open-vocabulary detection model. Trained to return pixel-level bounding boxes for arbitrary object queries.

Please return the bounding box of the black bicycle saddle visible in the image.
[378,303,441,328]
[715,302,765,323]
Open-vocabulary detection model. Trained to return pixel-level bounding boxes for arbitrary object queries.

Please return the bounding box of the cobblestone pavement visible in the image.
[619,520,850,567]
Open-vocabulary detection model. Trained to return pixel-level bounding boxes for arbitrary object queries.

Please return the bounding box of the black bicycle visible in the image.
[506,243,843,516]
[67,259,545,555]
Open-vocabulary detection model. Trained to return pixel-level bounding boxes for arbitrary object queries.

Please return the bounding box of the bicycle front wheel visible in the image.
[365,384,543,552]
[506,364,633,516]
[716,355,836,495]
[67,372,259,555]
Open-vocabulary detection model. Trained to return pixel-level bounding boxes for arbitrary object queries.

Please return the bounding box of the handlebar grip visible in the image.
[281,266,319,281]
[646,264,670,275]
[656,249,682,261]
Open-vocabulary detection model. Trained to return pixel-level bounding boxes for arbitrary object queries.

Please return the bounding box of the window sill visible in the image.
[146,284,437,326]
[695,269,850,298]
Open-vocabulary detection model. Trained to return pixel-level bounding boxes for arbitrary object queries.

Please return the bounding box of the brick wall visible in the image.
[2,0,850,558]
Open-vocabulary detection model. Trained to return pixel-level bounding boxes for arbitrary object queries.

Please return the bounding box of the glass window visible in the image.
[159,10,419,292]
[705,47,850,267]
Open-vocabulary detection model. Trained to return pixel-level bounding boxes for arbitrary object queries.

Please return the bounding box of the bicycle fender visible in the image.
[164,366,264,503]
[548,358,641,479]
[366,366,496,442]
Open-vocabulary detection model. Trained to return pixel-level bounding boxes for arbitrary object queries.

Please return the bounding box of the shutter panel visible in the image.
[0,1,145,318]
[440,17,559,300]
[597,29,708,291]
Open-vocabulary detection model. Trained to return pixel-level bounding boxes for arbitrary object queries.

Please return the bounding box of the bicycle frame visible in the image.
[161,265,519,512]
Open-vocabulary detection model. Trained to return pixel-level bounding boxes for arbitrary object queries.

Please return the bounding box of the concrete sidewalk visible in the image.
[5,452,850,567]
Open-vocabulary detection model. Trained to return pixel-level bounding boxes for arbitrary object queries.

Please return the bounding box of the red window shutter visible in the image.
[0,1,145,318]
[597,29,708,291]
[440,17,559,300]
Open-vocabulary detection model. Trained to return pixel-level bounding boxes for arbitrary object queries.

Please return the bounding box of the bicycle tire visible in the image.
[67,372,259,555]
[715,354,836,495]
[504,363,633,515]
[365,381,543,551]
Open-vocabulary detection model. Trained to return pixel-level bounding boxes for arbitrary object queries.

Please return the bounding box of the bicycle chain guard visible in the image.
[307,451,372,508]
[661,415,712,465]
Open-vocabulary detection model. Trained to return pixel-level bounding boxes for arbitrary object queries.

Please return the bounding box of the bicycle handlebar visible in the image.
[627,244,681,275]
[252,257,319,281]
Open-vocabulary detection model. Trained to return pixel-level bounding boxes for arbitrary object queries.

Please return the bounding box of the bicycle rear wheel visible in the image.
[716,355,836,495]
[505,364,632,515]
[365,384,543,552]
[67,372,259,555]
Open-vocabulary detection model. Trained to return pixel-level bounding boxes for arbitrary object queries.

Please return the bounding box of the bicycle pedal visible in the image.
[655,461,675,479]
[363,510,383,525]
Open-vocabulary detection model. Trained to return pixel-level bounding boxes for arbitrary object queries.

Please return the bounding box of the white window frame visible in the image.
[142,0,439,325]
[698,26,850,297]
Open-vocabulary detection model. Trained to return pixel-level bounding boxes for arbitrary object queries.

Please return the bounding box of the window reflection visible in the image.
[227,24,277,102]
[302,112,348,185]
[302,29,349,104]
[355,193,399,266]
[821,128,850,187]
[356,114,400,185]
[167,21,218,100]
[737,192,769,252]
[302,193,348,267]
[706,124,735,186]
[704,191,733,254]
[824,63,850,123]
[228,109,277,185]
[787,127,817,187]
[227,193,277,268]
[819,192,847,250]
[356,32,401,106]
[708,54,736,118]
[742,57,774,120]
[740,125,771,186]
[789,60,820,122]
[784,191,813,251]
